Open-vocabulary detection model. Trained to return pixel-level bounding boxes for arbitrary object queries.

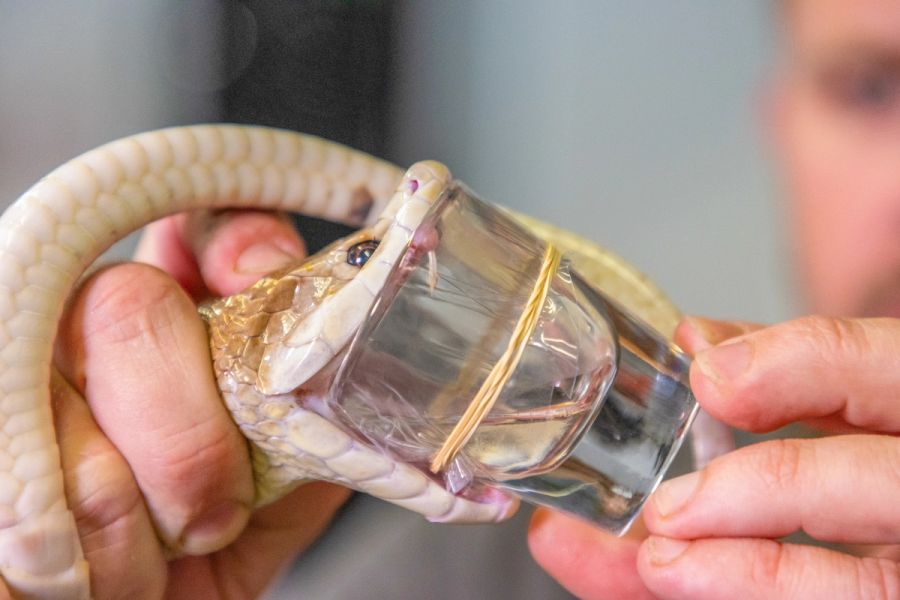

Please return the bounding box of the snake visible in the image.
[0,124,733,598]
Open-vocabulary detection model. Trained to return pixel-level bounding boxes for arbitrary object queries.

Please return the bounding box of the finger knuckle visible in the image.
[791,316,870,360]
[71,444,145,544]
[753,439,805,493]
[887,442,900,489]
[197,209,299,252]
[752,543,826,598]
[73,461,167,600]
[856,557,899,600]
[749,540,792,592]
[82,264,188,348]
[150,418,245,501]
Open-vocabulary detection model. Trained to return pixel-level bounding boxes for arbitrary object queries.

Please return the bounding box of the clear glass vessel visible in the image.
[329,183,698,534]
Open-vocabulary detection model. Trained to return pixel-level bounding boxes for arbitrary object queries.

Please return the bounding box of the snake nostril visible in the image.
[347,240,379,267]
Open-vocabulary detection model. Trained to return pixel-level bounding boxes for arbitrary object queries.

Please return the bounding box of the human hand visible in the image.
[525,316,744,600]
[52,211,351,599]
[530,316,900,599]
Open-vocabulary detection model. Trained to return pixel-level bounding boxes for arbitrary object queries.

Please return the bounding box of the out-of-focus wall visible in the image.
[1,2,787,322]
[389,1,790,323]
[0,1,221,255]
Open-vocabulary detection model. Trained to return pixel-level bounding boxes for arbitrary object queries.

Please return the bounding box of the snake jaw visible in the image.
[256,292,369,395]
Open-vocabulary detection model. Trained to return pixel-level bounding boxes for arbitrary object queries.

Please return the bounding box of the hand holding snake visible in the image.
[51,208,351,598]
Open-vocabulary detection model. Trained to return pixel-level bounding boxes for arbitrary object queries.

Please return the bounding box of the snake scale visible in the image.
[0,125,729,599]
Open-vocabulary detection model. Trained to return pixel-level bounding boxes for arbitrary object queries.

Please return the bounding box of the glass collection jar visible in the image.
[329,183,697,534]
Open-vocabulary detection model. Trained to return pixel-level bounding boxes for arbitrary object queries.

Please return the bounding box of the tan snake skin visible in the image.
[0,124,729,599]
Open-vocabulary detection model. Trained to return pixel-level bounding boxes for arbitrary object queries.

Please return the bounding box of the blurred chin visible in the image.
[854,275,900,319]
[800,261,900,318]
[860,295,900,319]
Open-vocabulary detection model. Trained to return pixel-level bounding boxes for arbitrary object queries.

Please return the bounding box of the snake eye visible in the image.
[347,240,379,267]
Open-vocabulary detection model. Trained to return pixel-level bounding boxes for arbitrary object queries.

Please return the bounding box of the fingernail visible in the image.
[682,317,720,351]
[653,471,701,518]
[694,340,752,384]
[648,536,690,566]
[235,243,299,274]
[179,501,249,555]
[683,316,746,349]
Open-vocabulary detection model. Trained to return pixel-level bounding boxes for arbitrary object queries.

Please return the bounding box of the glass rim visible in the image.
[329,180,458,410]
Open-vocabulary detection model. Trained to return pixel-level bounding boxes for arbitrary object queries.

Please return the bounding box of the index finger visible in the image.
[690,315,900,433]
[643,434,900,544]
[135,210,306,299]
[527,508,655,600]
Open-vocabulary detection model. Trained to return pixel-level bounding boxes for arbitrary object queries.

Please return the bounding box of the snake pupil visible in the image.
[347,240,379,267]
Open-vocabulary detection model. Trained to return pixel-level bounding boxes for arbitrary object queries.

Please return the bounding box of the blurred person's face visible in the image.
[775,0,900,316]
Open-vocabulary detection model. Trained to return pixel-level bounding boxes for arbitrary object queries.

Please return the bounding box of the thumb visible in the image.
[674,317,761,468]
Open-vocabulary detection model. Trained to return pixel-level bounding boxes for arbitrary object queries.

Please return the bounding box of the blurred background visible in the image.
[0,1,783,598]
